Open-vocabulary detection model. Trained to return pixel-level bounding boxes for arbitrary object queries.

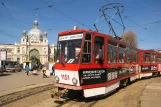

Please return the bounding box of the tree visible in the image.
[121,30,138,48]
[30,56,40,64]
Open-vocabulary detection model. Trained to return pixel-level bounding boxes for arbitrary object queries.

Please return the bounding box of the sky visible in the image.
[0,0,161,50]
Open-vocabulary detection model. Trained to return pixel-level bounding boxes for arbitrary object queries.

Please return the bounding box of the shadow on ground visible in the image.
[0,73,12,77]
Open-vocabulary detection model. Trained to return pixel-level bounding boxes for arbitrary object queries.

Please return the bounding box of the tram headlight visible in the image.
[55,76,59,83]
[72,77,78,85]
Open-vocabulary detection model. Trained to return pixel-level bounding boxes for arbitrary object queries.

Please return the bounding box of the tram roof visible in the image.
[58,29,114,38]
[139,49,160,54]
[58,29,138,50]
[58,29,94,36]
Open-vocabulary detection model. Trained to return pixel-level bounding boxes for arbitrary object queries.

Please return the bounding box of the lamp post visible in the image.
[26,35,28,61]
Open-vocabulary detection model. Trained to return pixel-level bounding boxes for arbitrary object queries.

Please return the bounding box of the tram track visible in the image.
[56,99,97,107]
[55,77,161,107]
[55,96,99,107]
[2,77,160,107]
[0,84,56,106]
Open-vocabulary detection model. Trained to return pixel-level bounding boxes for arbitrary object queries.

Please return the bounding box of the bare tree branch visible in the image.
[121,30,138,48]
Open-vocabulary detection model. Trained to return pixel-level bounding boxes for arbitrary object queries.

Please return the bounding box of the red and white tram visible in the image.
[54,29,139,98]
[156,51,161,74]
[138,50,161,78]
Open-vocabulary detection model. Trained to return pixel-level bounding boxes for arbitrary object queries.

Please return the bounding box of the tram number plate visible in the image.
[61,74,70,80]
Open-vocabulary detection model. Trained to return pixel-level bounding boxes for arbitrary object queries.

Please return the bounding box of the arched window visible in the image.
[17,47,20,53]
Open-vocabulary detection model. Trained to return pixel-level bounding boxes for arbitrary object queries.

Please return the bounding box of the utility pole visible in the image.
[26,35,28,61]
[28,37,30,61]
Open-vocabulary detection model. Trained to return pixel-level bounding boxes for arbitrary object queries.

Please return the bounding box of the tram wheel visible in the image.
[120,78,129,88]
[122,79,128,87]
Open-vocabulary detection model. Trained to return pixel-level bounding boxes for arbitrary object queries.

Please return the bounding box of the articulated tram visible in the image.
[139,50,161,78]
[53,29,161,98]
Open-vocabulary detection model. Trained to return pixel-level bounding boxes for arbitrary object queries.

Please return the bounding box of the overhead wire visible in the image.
[1,1,31,27]
[0,1,31,40]
[40,0,91,29]
[0,29,17,38]
[128,20,161,27]
[103,1,161,48]
[1,0,58,33]
[104,0,161,36]
[125,16,161,36]
[1,1,13,17]
[1,1,24,32]
[105,14,125,28]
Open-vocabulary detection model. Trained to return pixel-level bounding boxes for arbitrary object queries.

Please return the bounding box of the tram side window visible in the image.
[119,44,126,63]
[82,34,91,63]
[157,55,161,63]
[131,49,137,63]
[151,54,156,63]
[126,48,133,63]
[108,40,117,64]
[94,36,104,63]
[142,53,151,63]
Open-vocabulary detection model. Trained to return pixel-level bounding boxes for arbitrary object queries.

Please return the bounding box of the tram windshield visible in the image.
[57,33,83,64]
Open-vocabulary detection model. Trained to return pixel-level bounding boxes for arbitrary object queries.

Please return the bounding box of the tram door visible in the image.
[94,36,104,64]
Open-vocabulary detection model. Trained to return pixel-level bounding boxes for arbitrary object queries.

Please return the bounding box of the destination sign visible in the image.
[59,34,83,41]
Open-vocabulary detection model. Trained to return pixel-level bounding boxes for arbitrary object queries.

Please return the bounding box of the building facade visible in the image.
[0,20,57,64]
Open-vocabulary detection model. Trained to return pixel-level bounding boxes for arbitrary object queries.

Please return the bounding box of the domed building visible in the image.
[0,20,56,64]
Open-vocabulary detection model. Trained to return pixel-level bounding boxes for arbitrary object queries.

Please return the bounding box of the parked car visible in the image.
[15,64,22,72]
[0,66,5,73]
[5,65,15,72]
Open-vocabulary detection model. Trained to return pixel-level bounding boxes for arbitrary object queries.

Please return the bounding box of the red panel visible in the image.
[157,64,161,71]
[55,64,79,71]
[140,71,155,74]
[56,83,82,90]
[141,64,157,66]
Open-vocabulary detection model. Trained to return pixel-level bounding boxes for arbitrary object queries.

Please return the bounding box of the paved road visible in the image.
[93,77,161,107]
[3,77,161,107]
[0,71,54,92]
[141,78,161,107]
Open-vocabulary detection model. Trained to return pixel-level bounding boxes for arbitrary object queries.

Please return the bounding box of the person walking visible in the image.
[52,65,55,76]
[42,65,47,78]
[32,65,38,75]
[25,65,30,76]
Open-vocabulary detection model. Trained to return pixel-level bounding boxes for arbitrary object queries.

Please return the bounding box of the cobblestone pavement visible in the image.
[0,71,54,92]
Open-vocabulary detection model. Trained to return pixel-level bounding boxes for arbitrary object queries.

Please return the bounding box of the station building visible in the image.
[0,20,57,64]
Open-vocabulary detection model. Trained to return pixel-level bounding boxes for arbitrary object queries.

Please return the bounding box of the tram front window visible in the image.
[57,34,82,64]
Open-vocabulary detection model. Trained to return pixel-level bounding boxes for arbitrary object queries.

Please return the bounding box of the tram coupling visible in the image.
[51,88,67,99]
